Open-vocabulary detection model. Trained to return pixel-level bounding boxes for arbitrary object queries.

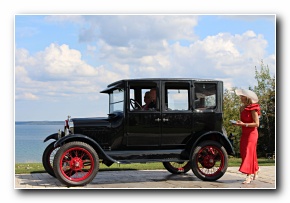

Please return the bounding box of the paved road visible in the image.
[15,166,275,189]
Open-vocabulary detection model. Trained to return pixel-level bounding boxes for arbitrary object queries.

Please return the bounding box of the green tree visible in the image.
[223,88,241,155]
[253,60,276,157]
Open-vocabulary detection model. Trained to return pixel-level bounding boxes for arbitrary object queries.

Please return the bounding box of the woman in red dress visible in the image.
[234,89,261,184]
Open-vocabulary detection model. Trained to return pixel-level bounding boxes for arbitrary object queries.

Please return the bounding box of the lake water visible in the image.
[15,121,64,163]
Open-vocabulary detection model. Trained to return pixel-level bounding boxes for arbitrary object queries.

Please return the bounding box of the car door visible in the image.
[126,80,162,147]
[192,81,221,132]
[161,81,193,146]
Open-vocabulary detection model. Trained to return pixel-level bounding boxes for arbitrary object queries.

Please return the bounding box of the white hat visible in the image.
[235,89,259,103]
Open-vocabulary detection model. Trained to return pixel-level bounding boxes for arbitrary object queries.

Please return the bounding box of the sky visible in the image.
[15,14,276,121]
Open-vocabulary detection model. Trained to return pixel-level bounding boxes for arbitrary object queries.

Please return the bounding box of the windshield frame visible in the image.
[109,88,124,114]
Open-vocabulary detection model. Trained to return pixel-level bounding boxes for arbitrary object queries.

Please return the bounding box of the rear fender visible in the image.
[189,131,235,156]
[54,134,118,166]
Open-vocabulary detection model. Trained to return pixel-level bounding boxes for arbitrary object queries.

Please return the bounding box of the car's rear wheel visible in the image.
[42,141,59,178]
[190,140,228,181]
[53,141,99,187]
[163,161,191,174]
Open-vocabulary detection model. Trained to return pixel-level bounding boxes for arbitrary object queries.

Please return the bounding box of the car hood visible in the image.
[71,117,110,127]
[70,112,123,128]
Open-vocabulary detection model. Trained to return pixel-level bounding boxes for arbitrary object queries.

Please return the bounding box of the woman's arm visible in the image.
[234,110,259,127]
[250,110,260,127]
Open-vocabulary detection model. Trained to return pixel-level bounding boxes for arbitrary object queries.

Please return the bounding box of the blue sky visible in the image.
[15,14,275,121]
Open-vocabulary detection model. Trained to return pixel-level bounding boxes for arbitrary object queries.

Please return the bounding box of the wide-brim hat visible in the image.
[235,89,259,103]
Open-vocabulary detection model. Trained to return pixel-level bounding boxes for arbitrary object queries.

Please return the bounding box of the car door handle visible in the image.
[155,118,161,122]
[163,118,169,122]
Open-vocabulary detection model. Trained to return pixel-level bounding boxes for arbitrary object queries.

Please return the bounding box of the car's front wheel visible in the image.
[190,140,228,181]
[163,161,191,174]
[53,141,99,187]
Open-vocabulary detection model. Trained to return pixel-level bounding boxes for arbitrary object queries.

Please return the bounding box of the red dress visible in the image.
[239,103,261,174]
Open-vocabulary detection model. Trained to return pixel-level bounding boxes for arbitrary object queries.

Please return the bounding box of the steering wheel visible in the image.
[130,99,142,110]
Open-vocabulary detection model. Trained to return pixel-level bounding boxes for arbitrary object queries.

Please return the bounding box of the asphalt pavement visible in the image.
[15,166,276,189]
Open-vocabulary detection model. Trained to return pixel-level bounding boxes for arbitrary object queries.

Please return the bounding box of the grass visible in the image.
[15,157,275,174]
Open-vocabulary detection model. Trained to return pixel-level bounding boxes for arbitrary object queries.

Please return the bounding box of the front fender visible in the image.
[192,131,235,156]
[43,133,59,142]
[54,134,119,166]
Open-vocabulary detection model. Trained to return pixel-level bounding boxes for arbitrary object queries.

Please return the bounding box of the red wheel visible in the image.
[191,140,228,181]
[163,162,191,174]
[53,141,99,187]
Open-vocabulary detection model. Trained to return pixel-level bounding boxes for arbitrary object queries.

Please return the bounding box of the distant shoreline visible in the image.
[15,121,64,125]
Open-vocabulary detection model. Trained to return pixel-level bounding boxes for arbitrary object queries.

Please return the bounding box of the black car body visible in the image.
[43,78,235,187]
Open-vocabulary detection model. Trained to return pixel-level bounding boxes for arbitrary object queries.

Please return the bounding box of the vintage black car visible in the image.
[43,78,235,187]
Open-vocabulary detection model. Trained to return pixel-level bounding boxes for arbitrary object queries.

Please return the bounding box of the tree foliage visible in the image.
[253,60,275,156]
[223,60,275,158]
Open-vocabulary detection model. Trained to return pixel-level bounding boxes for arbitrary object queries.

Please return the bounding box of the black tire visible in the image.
[42,141,59,178]
[53,141,99,187]
[163,162,191,174]
[190,140,228,181]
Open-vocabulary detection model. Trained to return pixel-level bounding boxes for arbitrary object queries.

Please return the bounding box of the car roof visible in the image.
[109,78,220,86]
[101,78,222,93]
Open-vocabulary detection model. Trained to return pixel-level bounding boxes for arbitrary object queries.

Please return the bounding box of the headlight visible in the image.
[69,119,74,134]
[64,116,74,136]
[58,129,62,139]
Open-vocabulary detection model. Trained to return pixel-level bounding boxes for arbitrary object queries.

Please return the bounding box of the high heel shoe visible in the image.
[242,175,253,184]
[253,167,260,180]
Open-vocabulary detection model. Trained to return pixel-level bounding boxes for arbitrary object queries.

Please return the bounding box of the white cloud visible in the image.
[233,31,267,58]
[158,30,273,89]
[202,33,239,57]
[15,43,125,101]
[15,48,36,66]
[16,92,39,100]
[53,15,199,47]
[40,43,99,77]
[15,66,31,83]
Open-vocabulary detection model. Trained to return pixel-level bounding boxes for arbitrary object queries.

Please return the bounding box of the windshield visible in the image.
[109,88,124,113]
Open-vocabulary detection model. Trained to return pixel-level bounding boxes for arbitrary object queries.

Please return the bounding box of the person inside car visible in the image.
[147,88,157,109]
[142,91,151,110]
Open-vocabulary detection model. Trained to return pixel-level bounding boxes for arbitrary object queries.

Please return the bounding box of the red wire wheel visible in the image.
[53,141,99,187]
[163,161,191,174]
[191,140,228,181]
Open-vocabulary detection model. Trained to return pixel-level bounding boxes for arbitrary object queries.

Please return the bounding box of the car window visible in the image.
[194,83,217,110]
[164,82,190,111]
[128,81,158,111]
[129,88,150,111]
[167,89,189,110]
[109,88,124,113]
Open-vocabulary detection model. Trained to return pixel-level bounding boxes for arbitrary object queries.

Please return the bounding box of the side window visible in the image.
[165,82,190,111]
[194,83,217,110]
[129,88,151,111]
[128,81,158,111]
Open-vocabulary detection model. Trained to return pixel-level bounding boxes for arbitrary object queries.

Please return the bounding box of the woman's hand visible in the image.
[235,120,244,126]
